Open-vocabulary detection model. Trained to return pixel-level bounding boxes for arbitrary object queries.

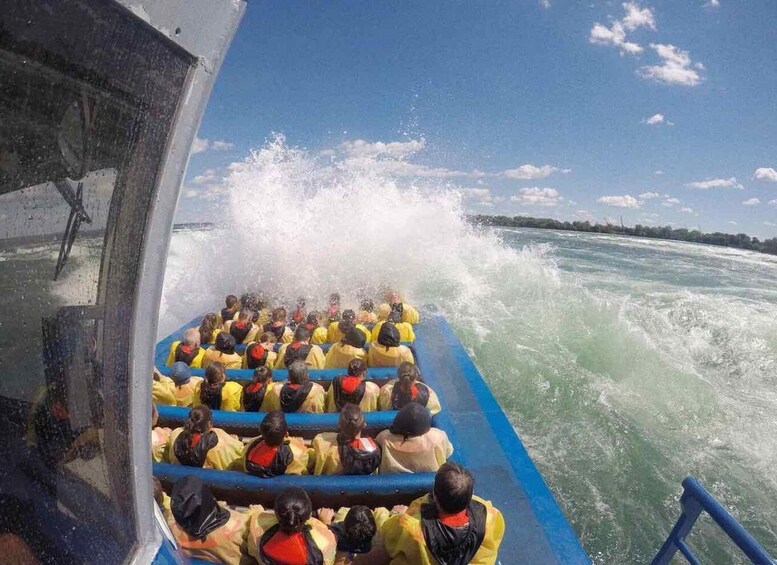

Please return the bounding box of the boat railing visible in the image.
[651,476,774,565]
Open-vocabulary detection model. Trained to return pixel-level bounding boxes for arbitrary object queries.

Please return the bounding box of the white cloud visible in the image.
[191,136,209,154]
[769,199,777,206]
[764,221,776,227]
[742,197,761,206]
[212,140,235,151]
[662,197,681,207]
[589,3,655,56]
[654,170,665,175]
[680,207,693,213]
[341,139,425,159]
[639,191,662,199]
[727,221,738,226]
[540,0,551,8]
[598,195,641,208]
[644,113,665,125]
[685,177,743,190]
[183,189,199,198]
[622,2,656,31]
[753,167,777,182]
[192,168,219,185]
[511,187,564,207]
[638,44,704,86]
[707,0,720,6]
[502,164,570,180]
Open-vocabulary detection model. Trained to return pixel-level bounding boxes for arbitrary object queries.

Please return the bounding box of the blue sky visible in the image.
[181,0,777,237]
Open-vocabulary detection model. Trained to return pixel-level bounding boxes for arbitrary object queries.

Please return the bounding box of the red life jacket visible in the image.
[230,320,252,343]
[390,381,430,410]
[242,380,268,412]
[283,342,313,367]
[331,375,367,411]
[337,434,381,475]
[259,524,323,565]
[246,343,269,369]
[245,438,293,478]
[175,342,199,365]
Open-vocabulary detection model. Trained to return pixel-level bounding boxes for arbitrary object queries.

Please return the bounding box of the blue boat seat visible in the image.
[153,462,435,508]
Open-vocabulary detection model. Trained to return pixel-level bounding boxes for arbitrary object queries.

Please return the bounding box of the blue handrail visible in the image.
[652,477,774,565]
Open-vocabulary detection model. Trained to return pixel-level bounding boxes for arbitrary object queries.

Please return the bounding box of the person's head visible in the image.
[183,327,201,348]
[274,487,312,534]
[225,295,238,309]
[253,366,273,385]
[293,325,312,343]
[347,358,367,377]
[204,362,226,386]
[240,293,258,311]
[360,299,374,313]
[199,313,218,336]
[296,297,306,309]
[343,326,366,349]
[170,362,192,386]
[306,311,321,326]
[329,293,341,306]
[388,291,401,305]
[387,310,402,324]
[215,332,236,354]
[342,309,356,323]
[256,294,268,310]
[377,322,401,348]
[259,410,288,447]
[184,405,212,434]
[342,506,377,549]
[171,475,228,538]
[389,402,431,439]
[397,362,420,385]
[338,319,355,336]
[259,331,277,345]
[434,462,475,514]
[376,303,391,321]
[271,307,287,323]
[338,403,366,440]
[152,402,159,428]
[236,309,251,323]
[287,361,309,385]
[153,476,164,506]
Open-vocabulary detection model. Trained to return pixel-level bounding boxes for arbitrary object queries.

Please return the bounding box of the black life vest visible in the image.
[175,343,199,366]
[391,381,430,410]
[279,382,314,413]
[263,323,287,342]
[230,320,252,343]
[331,375,367,411]
[244,438,293,477]
[173,430,219,468]
[284,342,313,367]
[242,381,269,412]
[259,524,324,565]
[245,343,270,369]
[329,521,373,557]
[337,434,381,476]
[420,499,487,565]
[200,382,225,410]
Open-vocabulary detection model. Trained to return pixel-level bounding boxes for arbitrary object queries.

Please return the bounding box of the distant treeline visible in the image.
[469,215,777,256]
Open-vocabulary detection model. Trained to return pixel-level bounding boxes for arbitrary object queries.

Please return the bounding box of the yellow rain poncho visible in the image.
[377,380,441,415]
[324,343,367,369]
[324,378,380,413]
[374,427,453,474]
[201,348,243,370]
[367,345,415,368]
[246,508,337,565]
[152,375,177,406]
[263,382,327,413]
[167,427,245,471]
[192,380,244,412]
[171,376,204,407]
[274,343,326,370]
[165,341,206,368]
[169,506,250,565]
[151,426,171,463]
[327,322,372,344]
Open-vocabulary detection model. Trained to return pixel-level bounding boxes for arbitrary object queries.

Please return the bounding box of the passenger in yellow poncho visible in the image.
[316,505,394,565]
[241,411,310,476]
[152,368,176,406]
[325,325,367,369]
[356,299,378,326]
[275,325,326,369]
[168,405,244,470]
[241,367,275,413]
[327,310,371,344]
[165,327,206,368]
[242,332,278,369]
[368,323,415,368]
[262,307,294,344]
[379,291,420,324]
[217,294,240,327]
[201,332,243,370]
[197,312,222,346]
[311,403,381,476]
[301,311,329,345]
[167,362,204,407]
[247,488,337,565]
[264,360,326,413]
[325,358,380,413]
[193,361,243,412]
[168,475,251,565]
[381,462,505,565]
[151,403,171,463]
[378,363,441,415]
[224,309,260,344]
[375,403,452,474]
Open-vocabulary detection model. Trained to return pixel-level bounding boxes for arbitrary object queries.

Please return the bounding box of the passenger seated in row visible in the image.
[242,367,274,412]
[194,362,243,411]
[168,405,244,470]
[254,295,271,327]
[325,359,380,413]
[275,326,326,369]
[379,363,441,415]
[290,297,306,329]
[242,411,309,477]
[368,323,415,368]
[168,475,250,565]
[318,505,385,565]
[301,311,329,345]
[371,309,415,344]
[266,360,326,413]
[375,403,452,474]
[166,327,206,368]
[380,290,420,325]
[325,292,342,326]
[218,294,239,326]
[311,403,381,476]
[151,403,170,463]
[356,299,377,325]
[325,325,367,369]
[263,307,294,343]
[327,310,371,344]
[247,487,337,565]
[242,332,278,369]
[152,368,176,406]
[198,312,221,345]
[202,333,242,369]
[225,309,259,344]
[168,362,204,407]
[382,462,505,565]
